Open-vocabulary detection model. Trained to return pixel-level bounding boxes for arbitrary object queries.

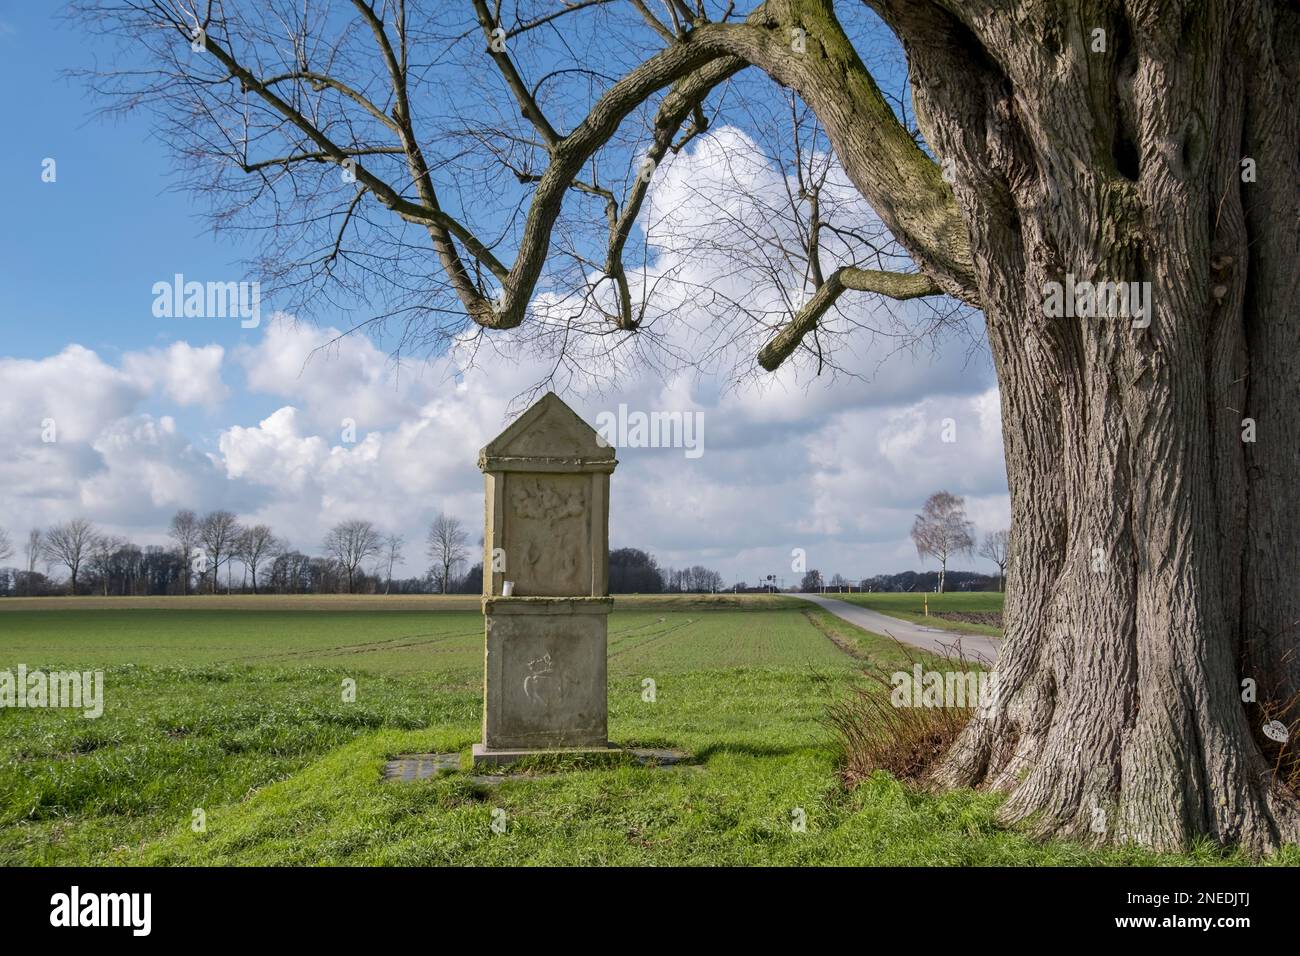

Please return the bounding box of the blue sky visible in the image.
[0,3,272,438]
[0,3,1008,584]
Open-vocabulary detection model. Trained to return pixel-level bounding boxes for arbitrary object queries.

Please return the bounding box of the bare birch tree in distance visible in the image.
[911,491,974,594]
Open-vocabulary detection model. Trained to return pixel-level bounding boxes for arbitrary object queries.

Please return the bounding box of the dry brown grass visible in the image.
[828,643,980,788]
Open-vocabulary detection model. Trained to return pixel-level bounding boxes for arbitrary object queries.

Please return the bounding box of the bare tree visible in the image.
[911,491,974,595]
[324,520,382,594]
[73,0,1300,850]
[199,511,242,595]
[43,518,98,594]
[979,529,1010,593]
[24,529,43,574]
[0,527,11,565]
[168,509,201,595]
[427,514,467,595]
[236,525,282,594]
[87,535,128,596]
[381,533,405,595]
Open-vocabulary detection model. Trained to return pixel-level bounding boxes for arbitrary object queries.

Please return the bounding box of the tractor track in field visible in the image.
[243,615,702,667]
[236,630,481,664]
[608,618,672,638]
[608,618,697,660]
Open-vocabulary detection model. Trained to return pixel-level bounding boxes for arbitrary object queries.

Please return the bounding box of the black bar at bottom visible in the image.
[0,865,1282,941]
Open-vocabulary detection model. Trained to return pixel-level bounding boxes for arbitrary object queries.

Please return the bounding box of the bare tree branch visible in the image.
[758,266,940,370]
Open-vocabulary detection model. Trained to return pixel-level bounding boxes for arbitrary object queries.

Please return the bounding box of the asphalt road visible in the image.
[792,593,1001,663]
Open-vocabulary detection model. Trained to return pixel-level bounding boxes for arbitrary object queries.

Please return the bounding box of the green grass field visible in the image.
[0,594,1287,866]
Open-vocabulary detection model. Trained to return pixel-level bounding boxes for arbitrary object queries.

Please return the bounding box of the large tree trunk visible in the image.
[870,0,1300,852]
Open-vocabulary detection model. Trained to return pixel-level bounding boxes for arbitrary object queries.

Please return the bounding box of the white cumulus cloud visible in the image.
[0,128,1010,583]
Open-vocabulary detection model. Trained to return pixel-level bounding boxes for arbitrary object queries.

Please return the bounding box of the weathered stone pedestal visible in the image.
[473,394,618,768]
[473,596,616,763]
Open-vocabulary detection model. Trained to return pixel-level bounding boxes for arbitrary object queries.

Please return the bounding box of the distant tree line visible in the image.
[0,511,483,597]
[0,496,1008,597]
[795,568,1000,593]
[608,548,724,594]
[855,570,1001,593]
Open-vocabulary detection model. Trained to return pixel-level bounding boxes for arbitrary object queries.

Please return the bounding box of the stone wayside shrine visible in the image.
[472,393,619,767]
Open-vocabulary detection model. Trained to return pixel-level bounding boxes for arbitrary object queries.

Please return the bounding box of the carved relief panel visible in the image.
[501,473,591,596]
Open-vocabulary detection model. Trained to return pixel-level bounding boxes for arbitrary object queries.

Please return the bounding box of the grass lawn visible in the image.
[834,591,1005,637]
[0,595,1286,865]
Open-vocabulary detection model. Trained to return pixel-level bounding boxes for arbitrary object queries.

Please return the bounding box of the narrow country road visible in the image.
[792,593,1000,663]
